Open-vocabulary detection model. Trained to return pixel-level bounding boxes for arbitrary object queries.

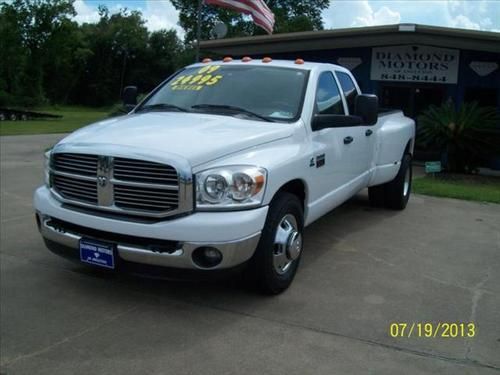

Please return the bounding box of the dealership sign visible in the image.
[371,45,459,84]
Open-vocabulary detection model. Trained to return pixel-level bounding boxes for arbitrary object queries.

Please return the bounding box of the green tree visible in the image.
[74,7,183,105]
[171,0,329,43]
[75,7,150,105]
[0,1,184,107]
[43,19,92,103]
[0,3,29,106]
[0,0,75,101]
[267,0,328,33]
[139,29,184,89]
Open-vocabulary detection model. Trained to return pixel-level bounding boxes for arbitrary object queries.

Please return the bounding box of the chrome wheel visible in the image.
[273,214,302,275]
[403,167,411,197]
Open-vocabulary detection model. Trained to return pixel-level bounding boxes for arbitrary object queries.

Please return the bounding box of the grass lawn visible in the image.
[0,106,112,136]
[413,174,500,204]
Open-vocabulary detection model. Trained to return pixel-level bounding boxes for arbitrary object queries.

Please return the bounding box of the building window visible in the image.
[336,71,358,115]
[315,72,345,115]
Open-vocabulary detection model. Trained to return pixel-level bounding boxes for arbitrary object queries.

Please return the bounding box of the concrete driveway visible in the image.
[1,134,499,374]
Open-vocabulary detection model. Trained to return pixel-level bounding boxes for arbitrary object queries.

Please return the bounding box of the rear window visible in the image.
[336,71,358,115]
[315,72,344,115]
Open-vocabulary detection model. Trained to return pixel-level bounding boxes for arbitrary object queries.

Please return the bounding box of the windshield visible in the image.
[138,65,309,122]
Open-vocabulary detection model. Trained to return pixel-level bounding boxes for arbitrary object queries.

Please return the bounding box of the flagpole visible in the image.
[195,0,202,62]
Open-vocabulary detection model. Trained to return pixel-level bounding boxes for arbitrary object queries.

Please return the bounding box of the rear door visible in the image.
[335,70,375,183]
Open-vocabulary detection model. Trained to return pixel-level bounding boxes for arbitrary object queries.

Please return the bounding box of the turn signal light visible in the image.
[242,56,252,62]
[262,57,272,63]
[295,58,305,65]
[255,174,265,192]
[202,58,212,63]
[223,56,233,62]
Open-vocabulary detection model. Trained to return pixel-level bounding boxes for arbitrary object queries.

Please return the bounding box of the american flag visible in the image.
[205,0,275,34]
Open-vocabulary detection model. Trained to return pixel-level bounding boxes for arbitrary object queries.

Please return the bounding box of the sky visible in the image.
[74,0,500,36]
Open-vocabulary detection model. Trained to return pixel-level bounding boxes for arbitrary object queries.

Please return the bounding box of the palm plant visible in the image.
[418,100,499,173]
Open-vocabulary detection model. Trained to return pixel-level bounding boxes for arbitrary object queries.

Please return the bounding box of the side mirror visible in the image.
[122,86,138,111]
[355,94,378,125]
[312,114,363,131]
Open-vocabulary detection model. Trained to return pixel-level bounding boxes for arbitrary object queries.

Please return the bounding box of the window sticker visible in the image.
[170,65,224,91]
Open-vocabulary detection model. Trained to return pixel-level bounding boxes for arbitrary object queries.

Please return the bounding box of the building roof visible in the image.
[200,24,500,55]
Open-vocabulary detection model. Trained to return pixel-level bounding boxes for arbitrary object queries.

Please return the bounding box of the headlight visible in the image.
[44,149,52,187]
[196,166,267,210]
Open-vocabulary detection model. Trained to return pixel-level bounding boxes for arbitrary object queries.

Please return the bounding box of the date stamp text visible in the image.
[389,322,476,338]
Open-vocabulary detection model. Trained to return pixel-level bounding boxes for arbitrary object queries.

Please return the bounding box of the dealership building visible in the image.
[201,24,500,120]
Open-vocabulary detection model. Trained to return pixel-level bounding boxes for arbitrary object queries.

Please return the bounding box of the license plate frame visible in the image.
[79,238,115,269]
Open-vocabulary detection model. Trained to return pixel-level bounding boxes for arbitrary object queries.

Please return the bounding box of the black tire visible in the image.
[367,154,412,210]
[368,184,385,207]
[245,192,304,295]
[384,154,412,210]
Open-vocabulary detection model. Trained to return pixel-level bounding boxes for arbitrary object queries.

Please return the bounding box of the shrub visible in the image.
[418,100,499,173]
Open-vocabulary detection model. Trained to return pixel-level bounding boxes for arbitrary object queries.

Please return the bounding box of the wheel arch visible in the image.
[404,138,415,156]
[273,179,307,212]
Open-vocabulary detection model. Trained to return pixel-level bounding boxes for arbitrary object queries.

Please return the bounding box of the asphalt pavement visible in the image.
[1,134,499,374]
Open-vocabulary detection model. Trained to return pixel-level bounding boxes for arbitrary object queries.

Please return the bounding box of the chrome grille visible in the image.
[113,158,178,184]
[49,152,190,218]
[52,153,98,176]
[52,174,98,204]
[114,185,178,212]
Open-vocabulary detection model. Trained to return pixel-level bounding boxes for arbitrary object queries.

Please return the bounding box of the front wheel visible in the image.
[246,192,304,295]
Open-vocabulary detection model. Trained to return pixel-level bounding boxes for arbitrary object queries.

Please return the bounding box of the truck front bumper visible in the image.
[34,186,268,271]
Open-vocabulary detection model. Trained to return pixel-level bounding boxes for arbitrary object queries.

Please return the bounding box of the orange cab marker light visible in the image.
[262,57,272,63]
[242,56,252,62]
[295,58,305,65]
[202,58,212,63]
[223,56,233,62]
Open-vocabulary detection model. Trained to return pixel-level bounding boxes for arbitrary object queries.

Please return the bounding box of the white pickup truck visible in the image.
[34,59,415,294]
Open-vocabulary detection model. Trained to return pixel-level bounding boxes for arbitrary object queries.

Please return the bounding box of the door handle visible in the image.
[365,129,373,136]
[343,136,353,144]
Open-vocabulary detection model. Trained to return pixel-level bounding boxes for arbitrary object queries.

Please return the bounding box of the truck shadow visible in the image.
[69,189,402,302]
[56,189,409,354]
[300,190,401,271]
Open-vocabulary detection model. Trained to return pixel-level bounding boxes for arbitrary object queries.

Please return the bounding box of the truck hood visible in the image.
[58,112,294,166]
